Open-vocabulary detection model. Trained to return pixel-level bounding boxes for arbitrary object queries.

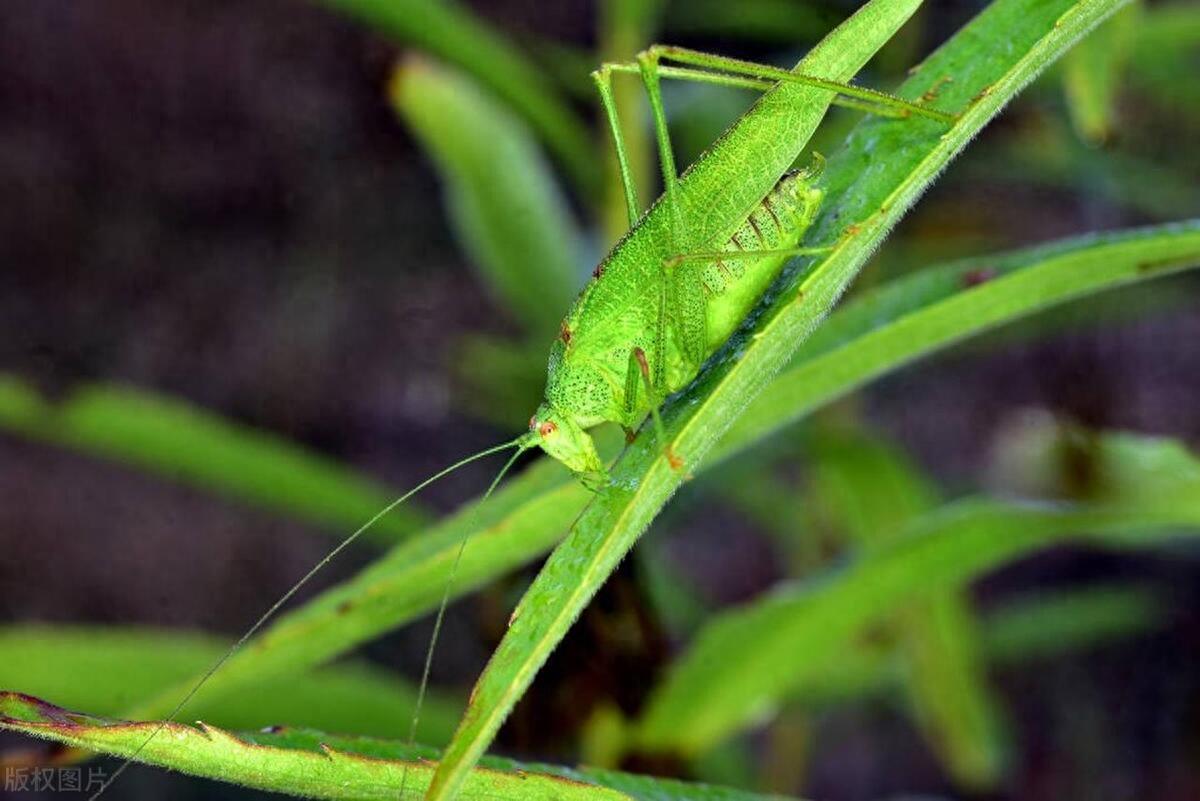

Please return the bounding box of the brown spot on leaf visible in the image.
[961,267,997,287]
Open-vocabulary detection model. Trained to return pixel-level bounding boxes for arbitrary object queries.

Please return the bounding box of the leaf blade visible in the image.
[0,693,796,801]
[430,0,1135,795]
[391,57,581,337]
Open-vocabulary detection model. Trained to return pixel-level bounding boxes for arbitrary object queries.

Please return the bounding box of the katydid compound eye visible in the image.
[539,422,557,438]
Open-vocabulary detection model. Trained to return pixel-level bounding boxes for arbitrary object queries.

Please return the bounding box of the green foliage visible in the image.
[1062,1,1141,144]
[787,584,1166,704]
[0,376,425,545]
[636,445,1200,753]
[6,0,1199,798]
[0,693,797,801]
[391,57,581,338]
[425,0,932,790]
[430,1,1141,793]
[805,429,1006,789]
[0,626,461,744]
[313,0,597,194]
[715,221,1200,462]
[119,441,609,724]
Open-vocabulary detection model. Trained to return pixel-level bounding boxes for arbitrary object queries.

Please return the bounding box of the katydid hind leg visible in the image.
[602,44,959,125]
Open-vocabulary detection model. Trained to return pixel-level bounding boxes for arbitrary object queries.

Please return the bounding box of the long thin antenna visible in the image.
[398,442,530,800]
[88,436,524,801]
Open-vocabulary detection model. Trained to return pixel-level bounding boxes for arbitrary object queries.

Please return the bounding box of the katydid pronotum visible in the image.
[91,14,958,801]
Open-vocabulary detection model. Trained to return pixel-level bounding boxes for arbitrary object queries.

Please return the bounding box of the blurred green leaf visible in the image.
[807,429,938,547]
[111,215,1198,749]
[0,693,794,801]
[806,429,1005,789]
[788,584,1165,704]
[120,433,619,724]
[637,481,1200,754]
[0,376,424,545]
[982,584,1164,661]
[1129,2,1200,115]
[314,0,597,195]
[715,220,1200,462]
[664,0,835,43]
[391,57,581,338]
[1062,1,1141,145]
[899,595,1006,789]
[0,626,460,744]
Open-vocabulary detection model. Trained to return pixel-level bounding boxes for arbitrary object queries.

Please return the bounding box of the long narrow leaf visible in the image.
[0,693,794,801]
[63,219,1199,735]
[789,584,1165,704]
[391,58,581,337]
[637,493,1200,753]
[713,220,1200,463]
[314,0,597,195]
[430,1,1135,795]
[808,431,1005,788]
[118,436,614,722]
[0,626,460,744]
[0,377,425,544]
[428,0,930,792]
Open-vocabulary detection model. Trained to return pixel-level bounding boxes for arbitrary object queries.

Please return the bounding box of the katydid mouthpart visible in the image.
[91,13,957,799]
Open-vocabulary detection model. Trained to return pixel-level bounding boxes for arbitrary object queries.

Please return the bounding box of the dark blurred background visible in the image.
[2,1,1199,799]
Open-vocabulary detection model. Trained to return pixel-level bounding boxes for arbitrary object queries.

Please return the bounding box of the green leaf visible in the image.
[1129,2,1200,115]
[899,594,1006,789]
[788,584,1165,704]
[0,693,798,801]
[313,0,597,195]
[636,491,1200,754]
[391,57,581,337]
[806,429,939,548]
[76,218,1199,742]
[663,0,836,43]
[713,220,1200,465]
[430,1,1137,794]
[0,377,425,545]
[982,585,1165,663]
[1062,1,1141,145]
[805,430,1006,789]
[0,626,460,744]
[32,220,1193,784]
[120,434,616,723]
[427,0,934,792]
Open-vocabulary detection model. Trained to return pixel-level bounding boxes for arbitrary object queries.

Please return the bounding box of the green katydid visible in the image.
[525,51,952,485]
[89,3,958,798]
[522,45,952,487]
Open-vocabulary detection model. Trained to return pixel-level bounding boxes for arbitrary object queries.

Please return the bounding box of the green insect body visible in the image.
[525,163,824,485]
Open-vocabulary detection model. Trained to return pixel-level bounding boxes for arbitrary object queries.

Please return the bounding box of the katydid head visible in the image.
[525,403,608,489]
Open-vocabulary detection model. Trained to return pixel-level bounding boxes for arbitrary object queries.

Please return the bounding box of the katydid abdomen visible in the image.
[698,168,823,352]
